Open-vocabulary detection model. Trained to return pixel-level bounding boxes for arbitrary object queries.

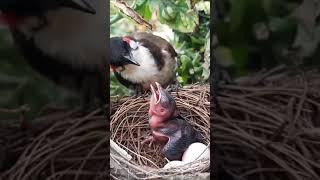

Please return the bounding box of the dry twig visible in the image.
[112,0,152,30]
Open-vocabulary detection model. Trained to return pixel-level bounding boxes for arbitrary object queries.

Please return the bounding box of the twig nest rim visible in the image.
[111,84,210,175]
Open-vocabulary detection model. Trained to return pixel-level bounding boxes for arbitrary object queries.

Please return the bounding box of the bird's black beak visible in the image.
[61,0,96,14]
[123,53,140,66]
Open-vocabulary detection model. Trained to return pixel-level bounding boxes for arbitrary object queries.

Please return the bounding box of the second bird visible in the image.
[110,32,178,94]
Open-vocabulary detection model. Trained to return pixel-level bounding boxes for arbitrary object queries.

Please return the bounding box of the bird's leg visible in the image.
[167,81,181,98]
[80,77,94,114]
[80,73,105,114]
[133,85,144,98]
[141,89,150,100]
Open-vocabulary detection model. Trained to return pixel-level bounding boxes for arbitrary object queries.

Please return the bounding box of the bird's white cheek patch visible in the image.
[130,41,138,50]
[118,47,158,86]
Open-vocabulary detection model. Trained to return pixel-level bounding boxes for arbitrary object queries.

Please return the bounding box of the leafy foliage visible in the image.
[0,29,78,119]
[157,1,199,33]
[215,0,320,77]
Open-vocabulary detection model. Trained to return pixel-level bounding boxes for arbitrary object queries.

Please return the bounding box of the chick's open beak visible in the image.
[150,82,161,104]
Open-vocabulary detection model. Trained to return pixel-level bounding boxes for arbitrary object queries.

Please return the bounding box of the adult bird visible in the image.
[110,32,178,95]
[0,0,108,109]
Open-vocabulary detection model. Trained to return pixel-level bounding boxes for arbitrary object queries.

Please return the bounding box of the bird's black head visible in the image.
[110,36,140,68]
[0,0,95,26]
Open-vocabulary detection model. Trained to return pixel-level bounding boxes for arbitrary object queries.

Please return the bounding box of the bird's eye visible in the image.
[160,109,165,113]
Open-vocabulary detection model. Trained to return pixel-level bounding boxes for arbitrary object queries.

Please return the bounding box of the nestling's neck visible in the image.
[148,110,179,129]
[149,116,166,129]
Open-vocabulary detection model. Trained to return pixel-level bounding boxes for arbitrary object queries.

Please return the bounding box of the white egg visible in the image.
[163,160,186,169]
[182,142,210,163]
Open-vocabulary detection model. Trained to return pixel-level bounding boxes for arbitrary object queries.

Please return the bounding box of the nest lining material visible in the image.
[110,84,210,178]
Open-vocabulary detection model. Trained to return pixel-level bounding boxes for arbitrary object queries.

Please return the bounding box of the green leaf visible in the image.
[262,0,289,16]
[135,0,152,21]
[229,0,247,32]
[268,17,296,34]
[215,47,234,67]
[190,36,205,45]
[195,1,210,15]
[189,68,195,75]
[158,0,199,33]
[231,45,249,75]
[177,76,184,83]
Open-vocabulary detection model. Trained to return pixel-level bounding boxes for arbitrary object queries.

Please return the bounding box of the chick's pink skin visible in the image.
[148,83,174,129]
[145,82,177,145]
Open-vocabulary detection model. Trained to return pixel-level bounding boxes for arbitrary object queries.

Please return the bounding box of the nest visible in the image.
[215,67,320,180]
[0,109,108,180]
[110,84,210,179]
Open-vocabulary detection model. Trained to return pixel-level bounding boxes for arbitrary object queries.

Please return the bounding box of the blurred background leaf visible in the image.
[0,29,78,119]
[215,0,320,78]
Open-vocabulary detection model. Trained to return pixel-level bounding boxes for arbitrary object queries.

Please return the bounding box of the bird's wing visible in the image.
[161,127,189,161]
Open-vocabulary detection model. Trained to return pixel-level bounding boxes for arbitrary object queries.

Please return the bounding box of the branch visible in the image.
[0,105,30,114]
[112,0,152,30]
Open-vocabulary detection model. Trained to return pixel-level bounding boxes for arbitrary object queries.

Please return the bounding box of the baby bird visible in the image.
[143,82,202,160]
